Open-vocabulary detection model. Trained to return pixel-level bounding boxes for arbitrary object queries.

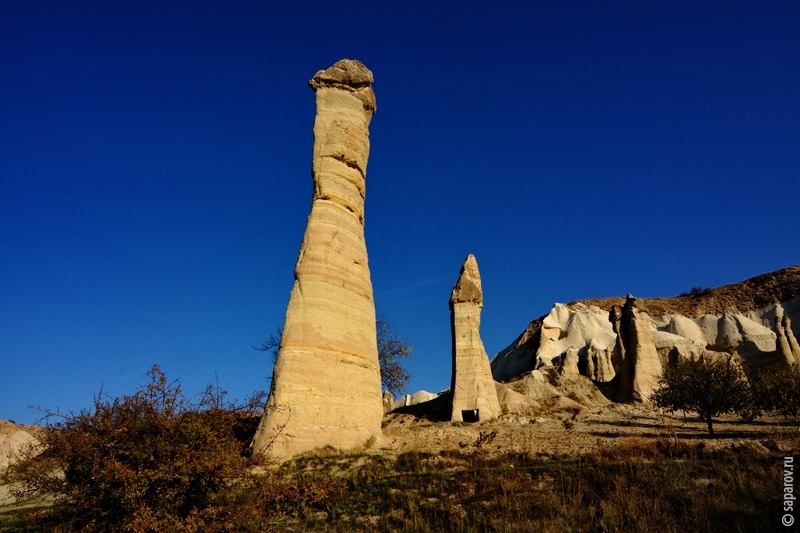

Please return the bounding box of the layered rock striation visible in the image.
[252,60,382,459]
[449,255,502,422]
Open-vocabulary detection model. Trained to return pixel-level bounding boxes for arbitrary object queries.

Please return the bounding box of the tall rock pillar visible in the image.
[614,295,662,402]
[449,255,502,422]
[252,59,382,459]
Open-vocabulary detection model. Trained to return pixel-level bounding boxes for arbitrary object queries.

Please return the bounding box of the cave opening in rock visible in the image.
[462,409,479,423]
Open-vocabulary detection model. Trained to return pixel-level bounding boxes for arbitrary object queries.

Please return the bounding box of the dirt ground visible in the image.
[379,403,800,459]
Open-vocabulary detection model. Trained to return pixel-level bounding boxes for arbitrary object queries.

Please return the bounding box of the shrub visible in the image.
[746,363,800,423]
[7,365,269,532]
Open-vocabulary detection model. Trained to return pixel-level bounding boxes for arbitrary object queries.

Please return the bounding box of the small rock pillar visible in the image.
[449,255,502,422]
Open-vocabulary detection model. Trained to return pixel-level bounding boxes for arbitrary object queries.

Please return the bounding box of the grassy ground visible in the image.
[3,436,794,532]
[270,439,791,532]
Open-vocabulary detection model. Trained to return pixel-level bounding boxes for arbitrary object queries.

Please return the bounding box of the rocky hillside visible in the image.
[491,265,800,382]
[571,265,800,318]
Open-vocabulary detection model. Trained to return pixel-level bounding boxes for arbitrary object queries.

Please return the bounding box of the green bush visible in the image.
[651,356,751,435]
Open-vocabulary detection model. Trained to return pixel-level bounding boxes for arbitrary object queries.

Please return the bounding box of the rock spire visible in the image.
[614,295,663,402]
[774,315,799,366]
[449,255,502,422]
[252,59,382,459]
[784,316,800,364]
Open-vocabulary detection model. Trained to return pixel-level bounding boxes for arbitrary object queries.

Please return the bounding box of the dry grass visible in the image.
[4,419,798,532]
[2,439,793,532]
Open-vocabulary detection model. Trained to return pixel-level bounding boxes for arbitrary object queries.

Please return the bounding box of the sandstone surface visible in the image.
[658,314,708,348]
[449,255,502,422]
[702,314,776,356]
[503,371,589,411]
[0,421,40,473]
[651,329,704,364]
[616,296,663,402]
[583,346,615,382]
[492,267,800,391]
[774,315,796,365]
[252,59,382,459]
[494,382,540,415]
[559,347,580,375]
[492,303,617,384]
[392,390,438,410]
[383,391,395,413]
[784,316,800,364]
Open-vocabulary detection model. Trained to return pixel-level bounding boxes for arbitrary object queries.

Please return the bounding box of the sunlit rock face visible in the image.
[252,60,382,459]
[616,296,663,402]
[784,316,800,365]
[774,315,799,366]
[492,270,800,406]
[449,255,502,423]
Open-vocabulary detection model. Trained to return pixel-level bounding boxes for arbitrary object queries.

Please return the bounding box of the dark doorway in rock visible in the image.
[462,409,479,423]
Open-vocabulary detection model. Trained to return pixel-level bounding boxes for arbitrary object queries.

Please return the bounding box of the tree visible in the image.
[7,365,269,532]
[651,355,751,436]
[746,363,800,423]
[256,314,413,396]
[253,324,282,362]
[376,313,413,396]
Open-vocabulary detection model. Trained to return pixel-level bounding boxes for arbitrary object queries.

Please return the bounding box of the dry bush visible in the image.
[5,365,274,532]
[5,365,792,532]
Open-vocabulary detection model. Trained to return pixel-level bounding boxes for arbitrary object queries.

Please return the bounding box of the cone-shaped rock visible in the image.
[252,59,382,459]
[449,255,502,422]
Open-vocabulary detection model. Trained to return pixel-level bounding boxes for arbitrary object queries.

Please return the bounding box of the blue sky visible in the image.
[2,1,798,424]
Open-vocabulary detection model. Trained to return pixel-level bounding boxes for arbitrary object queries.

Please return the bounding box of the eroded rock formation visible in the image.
[449,255,502,422]
[583,346,615,382]
[774,315,797,365]
[559,347,580,375]
[784,316,800,364]
[493,298,797,383]
[615,295,663,402]
[392,390,438,410]
[608,304,632,400]
[0,421,40,474]
[382,391,395,414]
[252,59,382,459]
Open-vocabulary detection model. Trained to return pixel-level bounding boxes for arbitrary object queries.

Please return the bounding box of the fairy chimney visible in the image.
[449,255,502,422]
[252,60,382,459]
[614,295,663,402]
